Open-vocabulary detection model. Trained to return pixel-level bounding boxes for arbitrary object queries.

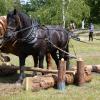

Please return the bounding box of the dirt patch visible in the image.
[0,83,22,96]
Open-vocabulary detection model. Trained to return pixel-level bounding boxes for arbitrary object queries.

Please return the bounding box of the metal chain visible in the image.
[45,38,77,59]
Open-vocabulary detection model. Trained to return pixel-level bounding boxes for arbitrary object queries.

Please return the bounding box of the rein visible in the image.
[7,23,39,43]
[7,25,32,34]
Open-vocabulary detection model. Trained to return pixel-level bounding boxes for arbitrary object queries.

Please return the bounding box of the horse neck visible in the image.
[16,13,32,39]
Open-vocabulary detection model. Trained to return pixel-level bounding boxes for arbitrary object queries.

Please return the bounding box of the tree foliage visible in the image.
[66,0,90,26]
[0,0,6,15]
[85,0,100,23]
[0,0,14,15]
[25,0,90,27]
[1,0,100,26]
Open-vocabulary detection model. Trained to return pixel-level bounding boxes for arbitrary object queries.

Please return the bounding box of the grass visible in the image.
[0,74,100,100]
[69,36,100,65]
[0,35,100,100]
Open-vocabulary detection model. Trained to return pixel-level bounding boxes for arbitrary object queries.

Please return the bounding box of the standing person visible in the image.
[72,22,76,30]
[69,21,76,32]
[89,23,94,41]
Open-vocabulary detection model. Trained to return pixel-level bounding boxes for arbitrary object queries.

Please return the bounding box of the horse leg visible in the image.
[63,45,70,70]
[46,52,52,69]
[50,50,59,69]
[38,52,44,69]
[32,54,38,67]
[17,55,26,83]
[32,54,38,76]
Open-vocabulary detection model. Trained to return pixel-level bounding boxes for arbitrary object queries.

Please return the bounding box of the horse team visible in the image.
[0,9,74,83]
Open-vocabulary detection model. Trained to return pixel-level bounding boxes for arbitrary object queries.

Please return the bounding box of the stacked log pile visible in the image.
[22,69,92,91]
[85,65,100,73]
[0,58,93,91]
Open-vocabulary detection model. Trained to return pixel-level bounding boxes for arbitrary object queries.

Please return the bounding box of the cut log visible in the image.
[65,74,74,84]
[23,74,55,91]
[0,65,76,75]
[57,58,66,90]
[75,58,85,86]
[92,65,100,73]
[25,67,76,75]
[85,65,93,71]
[23,71,92,91]
[84,65,100,73]
[73,65,100,73]
[84,70,92,82]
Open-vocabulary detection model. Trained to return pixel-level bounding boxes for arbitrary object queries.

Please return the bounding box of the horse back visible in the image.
[47,25,68,47]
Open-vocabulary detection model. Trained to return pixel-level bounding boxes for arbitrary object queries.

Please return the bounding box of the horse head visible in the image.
[7,9,23,31]
[0,9,33,45]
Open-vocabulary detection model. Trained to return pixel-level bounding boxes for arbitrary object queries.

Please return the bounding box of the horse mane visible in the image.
[17,11,41,29]
[17,12,32,27]
[7,10,33,28]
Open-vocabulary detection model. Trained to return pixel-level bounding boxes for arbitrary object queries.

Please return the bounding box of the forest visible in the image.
[0,0,100,27]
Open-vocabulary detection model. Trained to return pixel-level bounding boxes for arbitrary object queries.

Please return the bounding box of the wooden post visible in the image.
[57,58,66,90]
[22,77,33,91]
[76,58,85,86]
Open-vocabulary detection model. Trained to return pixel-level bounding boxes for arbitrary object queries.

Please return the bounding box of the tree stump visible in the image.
[57,58,66,90]
[75,58,85,86]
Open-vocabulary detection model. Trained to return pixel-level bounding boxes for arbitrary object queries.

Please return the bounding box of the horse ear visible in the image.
[14,9,18,15]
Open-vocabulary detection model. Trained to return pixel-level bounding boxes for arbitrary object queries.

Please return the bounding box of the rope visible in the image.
[69,40,77,58]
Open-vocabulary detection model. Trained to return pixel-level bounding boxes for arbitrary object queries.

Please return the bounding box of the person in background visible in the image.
[69,21,76,32]
[89,23,94,41]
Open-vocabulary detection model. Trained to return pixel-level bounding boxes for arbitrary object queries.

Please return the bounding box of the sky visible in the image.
[20,0,30,4]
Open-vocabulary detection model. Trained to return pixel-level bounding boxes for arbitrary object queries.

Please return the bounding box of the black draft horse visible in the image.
[0,9,74,83]
[44,25,70,68]
[0,9,48,83]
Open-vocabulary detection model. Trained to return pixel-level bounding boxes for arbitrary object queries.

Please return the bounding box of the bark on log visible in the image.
[65,74,74,84]
[75,58,85,86]
[84,70,92,82]
[84,65,100,73]
[23,74,55,91]
[72,65,100,73]
[92,65,100,73]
